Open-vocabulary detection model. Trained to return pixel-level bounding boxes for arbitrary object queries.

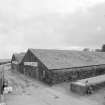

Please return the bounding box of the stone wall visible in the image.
[44,64,105,85]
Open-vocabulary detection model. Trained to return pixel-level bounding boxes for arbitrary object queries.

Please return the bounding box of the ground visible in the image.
[2,64,105,105]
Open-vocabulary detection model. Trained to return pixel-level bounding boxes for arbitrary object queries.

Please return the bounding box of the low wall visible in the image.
[44,64,105,85]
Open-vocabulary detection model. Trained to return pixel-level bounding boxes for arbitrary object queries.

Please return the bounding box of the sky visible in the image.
[0,0,105,58]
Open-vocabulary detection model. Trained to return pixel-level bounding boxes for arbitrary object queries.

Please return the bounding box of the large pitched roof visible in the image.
[13,52,25,63]
[30,49,105,69]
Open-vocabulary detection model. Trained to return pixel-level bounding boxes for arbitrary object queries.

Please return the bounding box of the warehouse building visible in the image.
[11,53,25,73]
[20,49,105,85]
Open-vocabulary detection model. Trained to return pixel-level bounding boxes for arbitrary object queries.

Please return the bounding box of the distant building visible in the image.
[95,49,102,52]
[83,48,90,52]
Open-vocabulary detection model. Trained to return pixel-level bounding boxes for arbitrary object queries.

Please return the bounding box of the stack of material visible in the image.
[71,74,105,95]
[0,102,6,105]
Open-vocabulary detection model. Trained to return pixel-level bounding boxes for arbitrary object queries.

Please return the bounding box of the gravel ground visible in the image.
[2,64,103,105]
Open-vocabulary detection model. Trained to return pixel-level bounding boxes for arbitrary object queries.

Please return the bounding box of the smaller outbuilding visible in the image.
[11,53,25,73]
[71,74,105,95]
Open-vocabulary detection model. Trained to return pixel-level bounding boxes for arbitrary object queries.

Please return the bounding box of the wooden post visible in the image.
[0,65,4,103]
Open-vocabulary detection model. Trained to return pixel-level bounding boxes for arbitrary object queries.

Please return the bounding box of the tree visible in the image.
[102,44,105,52]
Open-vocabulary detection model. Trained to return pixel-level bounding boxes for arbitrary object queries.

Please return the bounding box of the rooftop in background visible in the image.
[30,48,105,69]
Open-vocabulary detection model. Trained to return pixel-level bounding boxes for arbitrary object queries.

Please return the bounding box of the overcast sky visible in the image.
[0,0,105,58]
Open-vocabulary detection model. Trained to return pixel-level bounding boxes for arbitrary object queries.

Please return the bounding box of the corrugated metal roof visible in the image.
[30,49,105,69]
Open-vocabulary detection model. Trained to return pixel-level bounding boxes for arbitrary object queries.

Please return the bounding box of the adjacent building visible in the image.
[11,52,25,73]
